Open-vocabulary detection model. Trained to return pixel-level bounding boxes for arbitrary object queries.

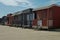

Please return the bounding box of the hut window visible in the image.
[42,10,47,18]
[34,13,37,19]
[14,15,18,20]
[33,13,35,20]
[7,17,9,21]
[27,15,29,21]
[29,14,32,20]
[49,10,53,19]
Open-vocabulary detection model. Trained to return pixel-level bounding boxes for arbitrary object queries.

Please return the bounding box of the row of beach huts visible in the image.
[0,4,60,30]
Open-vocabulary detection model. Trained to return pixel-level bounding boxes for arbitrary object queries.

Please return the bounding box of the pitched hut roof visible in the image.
[33,4,60,11]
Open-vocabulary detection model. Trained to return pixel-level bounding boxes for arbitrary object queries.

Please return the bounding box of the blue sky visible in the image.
[0,0,60,18]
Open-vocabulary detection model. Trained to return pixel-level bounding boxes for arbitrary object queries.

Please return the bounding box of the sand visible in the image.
[0,25,60,40]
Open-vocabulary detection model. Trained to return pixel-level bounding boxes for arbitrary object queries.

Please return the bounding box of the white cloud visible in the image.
[50,0,60,4]
[16,0,32,7]
[0,0,32,7]
[0,0,18,6]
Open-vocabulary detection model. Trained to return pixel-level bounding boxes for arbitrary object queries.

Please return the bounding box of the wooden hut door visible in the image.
[42,19,47,26]
[37,20,42,28]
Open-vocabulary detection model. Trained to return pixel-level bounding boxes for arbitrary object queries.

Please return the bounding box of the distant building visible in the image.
[0,18,2,24]
[6,13,14,26]
[1,16,7,25]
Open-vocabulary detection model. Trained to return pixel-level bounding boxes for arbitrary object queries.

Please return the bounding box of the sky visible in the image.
[0,0,60,18]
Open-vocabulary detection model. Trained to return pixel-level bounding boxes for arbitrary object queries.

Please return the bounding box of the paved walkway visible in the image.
[0,25,60,40]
